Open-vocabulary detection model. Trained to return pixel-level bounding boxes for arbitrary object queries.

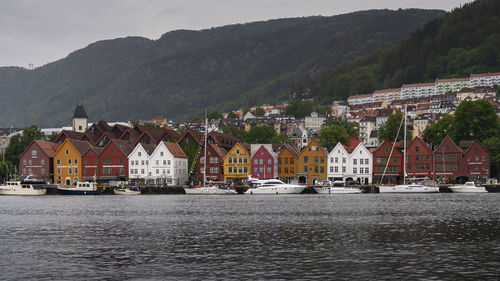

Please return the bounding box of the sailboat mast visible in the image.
[203,110,207,187]
[403,105,407,186]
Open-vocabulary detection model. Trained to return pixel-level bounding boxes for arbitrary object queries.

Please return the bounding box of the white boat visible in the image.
[313,186,362,194]
[377,105,439,194]
[184,185,237,195]
[449,182,487,193]
[114,186,141,195]
[245,179,305,195]
[0,179,47,195]
[57,181,102,195]
[379,183,439,193]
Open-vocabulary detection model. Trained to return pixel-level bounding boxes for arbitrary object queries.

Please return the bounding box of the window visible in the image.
[320,157,324,164]
[229,157,233,164]
[120,168,124,173]
[41,168,45,174]
[120,158,123,164]
[353,168,357,174]
[335,167,338,173]
[108,159,112,164]
[74,159,78,164]
[290,158,294,164]
[103,168,107,174]
[393,158,398,163]
[236,149,240,154]
[68,159,72,165]
[353,159,357,165]
[291,168,294,173]
[163,160,167,165]
[244,157,248,164]
[141,160,144,165]
[329,167,333,173]
[314,157,318,163]
[360,159,363,165]
[239,157,243,164]
[168,160,171,165]
[229,167,233,173]
[415,146,420,152]
[108,168,112,174]
[335,157,338,163]
[244,167,248,173]
[28,159,32,165]
[23,159,27,165]
[84,168,87,174]
[267,167,271,174]
[254,159,258,165]
[342,158,346,164]
[342,167,346,173]
[304,156,308,163]
[138,152,142,156]
[65,149,69,155]
[57,168,61,174]
[320,166,324,173]
[259,159,263,165]
[156,169,159,174]
[278,158,282,165]
[74,168,78,174]
[304,166,308,172]
[68,168,72,174]
[267,159,272,165]
[160,151,164,156]
[32,150,37,156]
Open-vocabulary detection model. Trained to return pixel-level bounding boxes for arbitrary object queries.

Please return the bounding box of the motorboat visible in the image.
[245,179,305,195]
[0,179,47,195]
[184,185,237,195]
[378,183,439,193]
[313,186,362,194]
[57,181,102,195]
[114,186,141,195]
[449,182,487,193]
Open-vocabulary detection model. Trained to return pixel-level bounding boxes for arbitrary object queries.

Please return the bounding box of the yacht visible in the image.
[377,105,439,194]
[0,178,47,196]
[449,182,487,193]
[245,179,305,195]
[57,181,102,195]
[184,185,237,195]
[313,186,362,194]
[114,186,141,195]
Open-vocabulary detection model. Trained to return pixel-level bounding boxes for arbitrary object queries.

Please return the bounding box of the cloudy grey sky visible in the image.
[0,0,471,68]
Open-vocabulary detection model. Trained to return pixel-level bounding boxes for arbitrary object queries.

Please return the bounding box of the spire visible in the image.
[73,104,88,119]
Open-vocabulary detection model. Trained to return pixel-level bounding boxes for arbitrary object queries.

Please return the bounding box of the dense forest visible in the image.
[292,0,500,103]
[0,9,445,127]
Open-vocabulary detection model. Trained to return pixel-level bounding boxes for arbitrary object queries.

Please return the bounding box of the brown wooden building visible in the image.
[19,140,59,183]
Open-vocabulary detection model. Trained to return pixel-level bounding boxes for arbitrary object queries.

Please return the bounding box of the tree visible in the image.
[221,124,245,141]
[319,125,349,151]
[322,117,358,136]
[450,100,500,143]
[315,105,332,118]
[226,112,239,119]
[482,137,500,179]
[377,112,411,142]
[283,99,315,119]
[207,110,223,120]
[422,114,455,148]
[47,132,59,142]
[4,125,45,166]
[253,107,266,117]
[245,126,276,144]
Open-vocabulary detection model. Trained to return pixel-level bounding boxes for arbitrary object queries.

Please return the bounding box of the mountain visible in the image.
[0,9,446,127]
[293,0,500,102]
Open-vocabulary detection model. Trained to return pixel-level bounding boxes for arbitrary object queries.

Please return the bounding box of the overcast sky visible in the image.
[0,0,471,68]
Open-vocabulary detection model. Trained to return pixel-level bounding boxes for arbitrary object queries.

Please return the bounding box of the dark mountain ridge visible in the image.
[0,9,446,127]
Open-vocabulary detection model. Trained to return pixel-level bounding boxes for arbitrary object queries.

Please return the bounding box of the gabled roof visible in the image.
[178,129,204,145]
[434,135,462,153]
[162,141,187,159]
[109,139,134,157]
[207,143,227,158]
[208,131,240,149]
[278,144,299,156]
[73,105,88,118]
[470,72,500,78]
[343,135,361,153]
[57,139,93,156]
[34,140,59,157]
[54,130,85,143]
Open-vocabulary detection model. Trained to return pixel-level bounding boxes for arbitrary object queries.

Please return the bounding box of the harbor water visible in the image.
[0,194,499,280]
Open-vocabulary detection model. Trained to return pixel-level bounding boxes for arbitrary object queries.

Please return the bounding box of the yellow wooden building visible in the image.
[277,144,299,183]
[53,139,92,185]
[223,142,251,183]
[297,139,327,185]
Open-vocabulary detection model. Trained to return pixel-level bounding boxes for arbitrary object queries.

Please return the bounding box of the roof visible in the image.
[73,105,88,119]
[142,143,157,156]
[373,88,401,94]
[343,135,361,153]
[54,130,85,143]
[110,139,134,156]
[402,83,435,88]
[178,129,204,145]
[207,143,227,158]
[279,144,299,156]
[33,140,59,157]
[67,139,93,155]
[436,77,469,83]
[162,141,187,158]
[348,93,373,99]
[470,72,500,78]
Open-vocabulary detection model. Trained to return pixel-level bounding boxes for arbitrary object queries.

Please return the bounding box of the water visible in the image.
[0,194,499,280]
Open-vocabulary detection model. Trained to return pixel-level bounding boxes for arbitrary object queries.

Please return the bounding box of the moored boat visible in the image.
[57,181,102,195]
[114,186,141,195]
[0,179,47,196]
[378,183,439,193]
[449,182,487,193]
[313,186,362,194]
[245,179,305,195]
[184,185,237,195]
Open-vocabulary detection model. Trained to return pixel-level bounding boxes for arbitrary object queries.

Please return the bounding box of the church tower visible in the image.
[72,105,88,133]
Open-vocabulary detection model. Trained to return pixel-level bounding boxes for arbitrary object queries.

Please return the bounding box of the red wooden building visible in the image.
[98,139,133,183]
[251,144,278,179]
[460,140,490,181]
[196,143,227,184]
[82,147,103,182]
[372,140,403,184]
[406,137,433,179]
[19,140,59,183]
[433,136,462,182]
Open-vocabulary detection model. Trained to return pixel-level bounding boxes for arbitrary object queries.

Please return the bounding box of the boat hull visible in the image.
[313,187,362,194]
[378,185,439,193]
[114,188,141,195]
[449,187,487,193]
[0,188,46,196]
[184,186,237,195]
[245,186,305,195]
[57,188,102,195]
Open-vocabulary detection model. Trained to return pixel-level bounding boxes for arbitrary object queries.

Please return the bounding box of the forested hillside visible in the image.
[292,0,500,103]
[0,9,445,127]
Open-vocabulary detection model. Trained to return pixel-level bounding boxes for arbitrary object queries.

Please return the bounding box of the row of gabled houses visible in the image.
[18,105,491,186]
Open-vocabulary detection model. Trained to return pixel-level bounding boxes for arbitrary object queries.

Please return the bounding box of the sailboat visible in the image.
[378,105,439,193]
[184,112,236,195]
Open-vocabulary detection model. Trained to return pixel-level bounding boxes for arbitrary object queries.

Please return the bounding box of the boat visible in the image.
[0,178,47,196]
[114,186,141,195]
[245,178,305,195]
[57,181,102,195]
[184,185,237,195]
[313,186,362,194]
[184,111,236,195]
[449,182,487,193]
[378,105,439,194]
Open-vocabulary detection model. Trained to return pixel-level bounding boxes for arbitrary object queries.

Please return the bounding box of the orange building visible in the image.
[53,139,92,185]
[277,144,299,183]
[223,142,251,183]
[297,139,328,185]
